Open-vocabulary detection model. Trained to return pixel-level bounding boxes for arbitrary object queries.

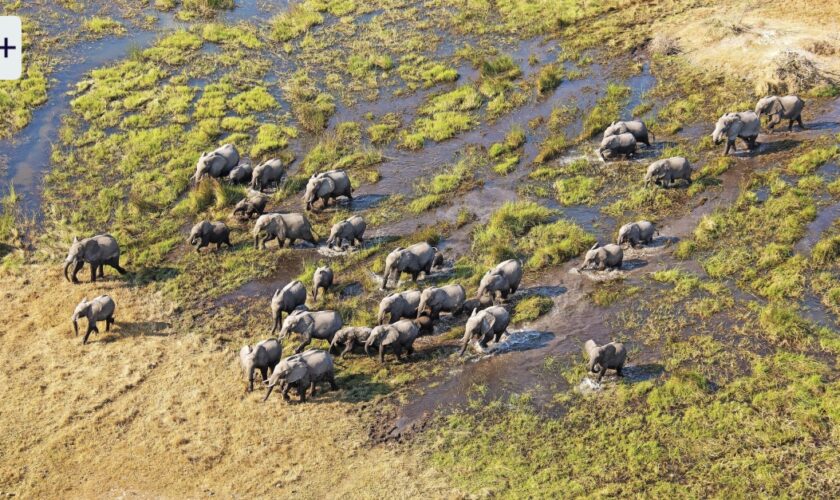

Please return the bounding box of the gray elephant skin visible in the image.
[240,338,282,392]
[712,111,760,155]
[380,242,439,289]
[378,290,421,324]
[189,221,232,252]
[271,280,308,334]
[417,284,466,320]
[617,220,657,247]
[227,161,253,184]
[251,158,285,191]
[598,132,637,160]
[72,295,116,345]
[644,157,693,188]
[584,339,627,382]
[253,213,317,249]
[755,95,805,131]
[303,170,353,210]
[193,144,240,182]
[460,306,511,355]
[326,215,366,249]
[329,327,373,358]
[312,266,334,300]
[232,192,267,219]
[604,120,653,146]
[64,234,126,284]
[365,319,420,363]
[580,242,623,271]
[279,309,343,353]
[476,259,523,303]
[263,349,337,403]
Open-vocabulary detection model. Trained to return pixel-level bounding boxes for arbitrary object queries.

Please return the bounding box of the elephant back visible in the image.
[298,349,334,378]
[92,234,121,260]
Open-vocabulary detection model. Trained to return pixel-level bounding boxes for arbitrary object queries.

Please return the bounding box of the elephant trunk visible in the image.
[380,265,391,290]
[459,337,470,356]
[72,316,79,336]
[365,334,378,356]
[377,310,387,325]
[598,148,606,161]
[253,233,260,249]
[263,383,275,402]
[63,260,73,282]
[475,285,486,301]
[416,300,427,319]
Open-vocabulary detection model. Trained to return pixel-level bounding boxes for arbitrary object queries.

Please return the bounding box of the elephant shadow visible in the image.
[338,281,364,298]
[749,138,799,156]
[133,266,179,285]
[621,363,664,383]
[348,194,388,210]
[518,285,567,298]
[621,259,648,271]
[105,320,171,341]
[332,371,392,403]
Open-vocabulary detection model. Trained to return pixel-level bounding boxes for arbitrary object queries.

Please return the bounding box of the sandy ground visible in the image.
[0,268,451,498]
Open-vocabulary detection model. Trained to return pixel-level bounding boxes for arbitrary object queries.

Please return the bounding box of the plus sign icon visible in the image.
[0,16,22,80]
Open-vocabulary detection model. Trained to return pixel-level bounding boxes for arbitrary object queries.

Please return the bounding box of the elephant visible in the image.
[579,242,623,271]
[303,170,353,211]
[755,95,805,131]
[584,339,627,382]
[712,111,760,155]
[188,221,232,252]
[377,290,422,324]
[232,192,268,219]
[250,158,285,192]
[326,215,366,249]
[598,132,637,160]
[239,338,282,392]
[644,157,693,188]
[71,295,116,345]
[312,266,334,300]
[270,280,307,334]
[64,234,126,284]
[252,213,317,249]
[263,349,337,403]
[460,306,511,356]
[329,327,373,358]
[417,284,466,320]
[227,161,253,184]
[604,120,654,146]
[380,242,439,289]
[193,144,240,183]
[617,220,657,247]
[415,314,435,336]
[364,319,420,363]
[279,309,343,353]
[475,259,523,303]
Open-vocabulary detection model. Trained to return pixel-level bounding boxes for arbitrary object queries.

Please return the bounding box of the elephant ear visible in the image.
[481,314,496,334]
[84,239,102,262]
[589,242,599,251]
[770,97,783,115]
[316,177,336,197]
[382,326,401,346]
[285,359,309,385]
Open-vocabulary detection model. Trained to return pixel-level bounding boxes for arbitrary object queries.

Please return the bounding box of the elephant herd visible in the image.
[598,94,806,187]
[60,93,806,398]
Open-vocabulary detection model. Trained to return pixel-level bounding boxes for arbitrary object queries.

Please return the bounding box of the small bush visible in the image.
[554,176,599,205]
[512,296,554,323]
[812,235,840,267]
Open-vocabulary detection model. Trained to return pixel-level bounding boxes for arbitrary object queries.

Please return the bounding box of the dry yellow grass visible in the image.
[0,266,452,497]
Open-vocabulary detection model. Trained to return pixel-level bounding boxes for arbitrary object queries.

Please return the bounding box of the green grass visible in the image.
[270,1,324,42]
[397,54,459,90]
[511,296,554,323]
[82,17,125,37]
[579,83,630,139]
[533,134,568,164]
[536,63,563,95]
[493,155,520,175]
[0,64,48,139]
[489,126,526,159]
[519,220,596,269]
[554,175,599,205]
[812,234,840,267]
[787,146,838,175]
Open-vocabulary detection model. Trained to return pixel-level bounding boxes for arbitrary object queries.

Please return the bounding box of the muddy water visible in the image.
[0,0,275,213]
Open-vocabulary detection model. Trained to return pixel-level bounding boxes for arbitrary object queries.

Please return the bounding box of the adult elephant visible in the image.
[64,234,127,284]
[192,144,240,183]
[377,290,421,324]
[380,242,438,289]
[475,259,523,303]
[253,213,317,249]
[250,158,285,191]
[603,120,654,146]
[754,95,805,131]
[303,170,353,211]
[417,284,466,320]
[712,111,760,155]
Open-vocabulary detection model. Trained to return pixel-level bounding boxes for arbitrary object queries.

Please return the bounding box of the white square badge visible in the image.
[0,16,22,80]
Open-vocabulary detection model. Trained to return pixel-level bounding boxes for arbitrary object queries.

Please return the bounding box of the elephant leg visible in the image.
[379,343,386,364]
[295,335,311,354]
[341,340,354,358]
[98,264,105,278]
[216,242,222,250]
[282,384,292,401]
[411,271,419,282]
[393,344,404,362]
[309,380,317,398]
[616,364,624,377]
[768,116,779,129]
[723,141,731,155]
[260,367,268,382]
[597,366,607,383]
[109,258,127,275]
[494,331,504,343]
[105,317,112,332]
[788,119,794,131]
[89,263,97,282]
[71,260,84,283]
[271,314,280,335]
[328,374,338,391]
[298,384,306,403]
[83,325,95,344]
[797,115,806,129]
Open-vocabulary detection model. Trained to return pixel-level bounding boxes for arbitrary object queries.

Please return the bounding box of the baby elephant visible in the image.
[712,111,760,155]
[598,132,637,161]
[227,161,253,184]
[232,192,268,219]
[263,349,337,403]
[579,242,623,271]
[326,215,366,249]
[644,157,692,188]
[72,295,116,345]
[365,319,420,363]
[312,266,334,300]
[604,120,654,146]
[476,259,523,303]
[584,339,627,382]
[329,326,373,358]
[239,338,282,392]
[378,290,421,324]
[460,306,511,356]
[617,220,657,248]
[189,221,232,252]
[754,95,805,132]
